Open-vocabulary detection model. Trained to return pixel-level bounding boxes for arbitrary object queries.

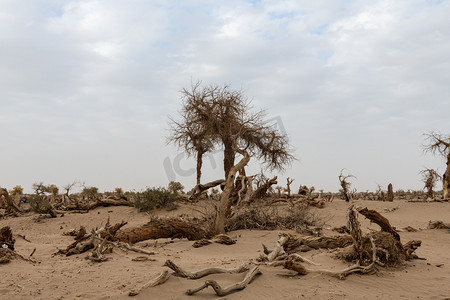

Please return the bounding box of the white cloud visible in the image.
[0,0,449,193]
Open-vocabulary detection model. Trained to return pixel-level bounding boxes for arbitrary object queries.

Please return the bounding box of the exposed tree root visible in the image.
[284,236,378,280]
[356,206,422,260]
[185,266,261,296]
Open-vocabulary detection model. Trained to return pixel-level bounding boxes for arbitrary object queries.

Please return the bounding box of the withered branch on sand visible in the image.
[128,270,171,296]
[164,259,249,279]
[186,266,261,296]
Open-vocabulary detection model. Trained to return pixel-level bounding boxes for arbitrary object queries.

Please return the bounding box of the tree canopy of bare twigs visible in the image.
[168,82,295,183]
[423,132,450,199]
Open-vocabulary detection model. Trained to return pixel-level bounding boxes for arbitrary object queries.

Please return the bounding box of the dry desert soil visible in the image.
[1,199,450,300]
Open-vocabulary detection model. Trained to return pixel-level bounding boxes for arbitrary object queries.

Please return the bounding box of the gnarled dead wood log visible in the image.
[356,207,400,240]
[0,188,24,214]
[267,233,288,262]
[65,237,95,256]
[403,240,422,258]
[86,237,109,262]
[190,179,225,200]
[247,176,278,203]
[266,253,320,267]
[62,220,127,256]
[347,205,363,264]
[356,206,408,257]
[427,220,450,229]
[213,234,236,245]
[164,259,249,279]
[0,226,15,250]
[113,217,212,244]
[284,235,378,280]
[186,266,261,296]
[282,234,353,253]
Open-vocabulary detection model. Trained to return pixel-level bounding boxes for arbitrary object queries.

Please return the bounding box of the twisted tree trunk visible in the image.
[215,147,250,234]
[444,154,450,199]
[223,137,235,180]
[196,150,205,185]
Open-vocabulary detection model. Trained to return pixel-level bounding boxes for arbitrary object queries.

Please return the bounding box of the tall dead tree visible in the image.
[387,183,394,202]
[423,132,450,199]
[338,169,356,202]
[419,168,441,199]
[168,82,294,187]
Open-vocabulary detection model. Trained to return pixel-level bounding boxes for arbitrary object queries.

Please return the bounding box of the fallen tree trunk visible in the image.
[113,217,212,244]
[282,233,353,253]
[190,179,225,200]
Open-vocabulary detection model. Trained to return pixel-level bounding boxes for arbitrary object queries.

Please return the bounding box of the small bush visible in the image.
[28,195,53,214]
[131,187,178,211]
[225,203,322,233]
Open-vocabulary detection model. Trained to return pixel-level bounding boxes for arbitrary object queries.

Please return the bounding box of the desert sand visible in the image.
[1,199,450,300]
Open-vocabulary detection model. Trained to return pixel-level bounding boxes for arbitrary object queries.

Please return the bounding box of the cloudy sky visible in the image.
[1,0,449,194]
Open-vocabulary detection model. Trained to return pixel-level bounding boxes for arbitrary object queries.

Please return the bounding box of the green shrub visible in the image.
[131,187,178,211]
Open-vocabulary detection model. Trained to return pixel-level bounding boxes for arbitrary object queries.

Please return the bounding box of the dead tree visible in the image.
[387,183,394,202]
[247,176,277,203]
[286,177,294,198]
[338,169,356,202]
[0,187,24,215]
[215,135,251,233]
[423,132,450,199]
[63,181,78,208]
[168,82,294,190]
[347,205,363,264]
[30,183,57,217]
[419,168,441,199]
[375,184,385,201]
